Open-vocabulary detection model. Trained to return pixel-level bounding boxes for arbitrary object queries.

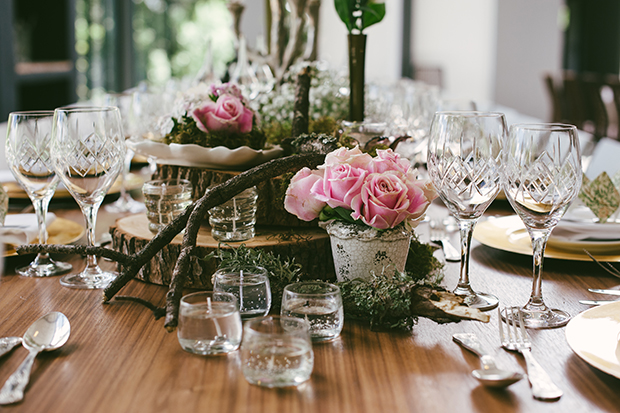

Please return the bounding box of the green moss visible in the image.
[164,113,266,150]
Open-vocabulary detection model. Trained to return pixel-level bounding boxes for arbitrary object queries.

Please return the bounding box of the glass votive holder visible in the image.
[142,179,193,233]
[208,186,258,242]
[240,315,314,388]
[212,266,271,320]
[281,282,344,342]
[177,291,243,355]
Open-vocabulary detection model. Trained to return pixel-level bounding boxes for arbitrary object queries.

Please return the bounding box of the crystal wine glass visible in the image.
[51,107,126,289]
[427,111,507,310]
[5,111,73,277]
[104,91,146,214]
[501,123,581,328]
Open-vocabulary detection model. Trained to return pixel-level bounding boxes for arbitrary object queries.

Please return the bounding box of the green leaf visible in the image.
[361,2,386,31]
[334,0,354,32]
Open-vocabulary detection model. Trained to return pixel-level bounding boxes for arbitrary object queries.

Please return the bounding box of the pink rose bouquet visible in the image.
[284,147,437,230]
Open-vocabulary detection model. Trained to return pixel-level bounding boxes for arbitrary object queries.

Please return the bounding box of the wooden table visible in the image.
[1,199,619,413]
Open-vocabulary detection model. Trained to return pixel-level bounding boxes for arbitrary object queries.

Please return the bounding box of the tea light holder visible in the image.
[142,179,193,233]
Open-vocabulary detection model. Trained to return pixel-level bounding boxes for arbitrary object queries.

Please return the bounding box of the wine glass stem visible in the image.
[528,229,550,308]
[81,202,101,271]
[119,148,134,200]
[32,197,51,245]
[455,219,476,295]
[32,195,52,261]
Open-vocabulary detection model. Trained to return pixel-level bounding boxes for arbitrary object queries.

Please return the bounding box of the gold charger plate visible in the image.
[4,217,85,257]
[473,215,620,262]
[2,173,144,200]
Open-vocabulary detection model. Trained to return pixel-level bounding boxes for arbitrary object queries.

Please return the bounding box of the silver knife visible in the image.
[588,288,620,296]
[579,300,616,306]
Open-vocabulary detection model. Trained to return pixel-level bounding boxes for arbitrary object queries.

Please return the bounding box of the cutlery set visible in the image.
[0,312,70,405]
[453,307,562,401]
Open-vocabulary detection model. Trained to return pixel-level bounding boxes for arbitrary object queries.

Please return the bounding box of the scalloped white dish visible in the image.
[127,139,284,170]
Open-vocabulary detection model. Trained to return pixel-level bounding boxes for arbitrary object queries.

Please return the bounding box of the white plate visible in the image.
[549,213,620,254]
[565,301,620,379]
[473,215,620,261]
[547,236,620,254]
[128,139,284,170]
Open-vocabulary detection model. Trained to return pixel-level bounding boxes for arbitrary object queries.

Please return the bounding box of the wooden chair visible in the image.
[544,71,611,139]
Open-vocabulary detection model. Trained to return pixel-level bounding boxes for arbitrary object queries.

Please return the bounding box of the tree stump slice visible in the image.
[110,214,335,288]
[153,164,315,227]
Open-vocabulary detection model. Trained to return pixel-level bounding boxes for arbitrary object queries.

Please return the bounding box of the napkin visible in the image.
[585,138,620,180]
[0,213,56,245]
[551,220,620,242]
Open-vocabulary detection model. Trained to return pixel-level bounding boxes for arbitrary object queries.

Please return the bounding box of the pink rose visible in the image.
[323,147,373,169]
[210,83,246,104]
[192,94,253,134]
[351,172,434,229]
[370,149,411,174]
[284,168,326,221]
[312,163,368,210]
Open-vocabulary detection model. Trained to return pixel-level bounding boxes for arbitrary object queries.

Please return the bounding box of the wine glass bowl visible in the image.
[427,111,507,310]
[502,123,582,328]
[5,111,72,277]
[51,106,126,289]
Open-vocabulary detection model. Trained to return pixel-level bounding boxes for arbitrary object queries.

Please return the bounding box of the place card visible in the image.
[578,172,620,223]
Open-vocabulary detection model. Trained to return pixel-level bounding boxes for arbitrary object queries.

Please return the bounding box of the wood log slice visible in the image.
[153,164,315,227]
[111,214,335,288]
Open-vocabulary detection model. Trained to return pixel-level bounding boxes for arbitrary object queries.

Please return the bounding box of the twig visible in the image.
[16,244,132,265]
[162,152,326,331]
[584,249,620,279]
[113,296,166,319]
[292,66,311,138]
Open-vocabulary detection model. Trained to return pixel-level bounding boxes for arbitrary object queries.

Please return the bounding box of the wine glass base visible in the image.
[60,270,117,289]
[17,260,73,277]
[516,308,570,329]
[105,195,146,214]
[458,291,499,311]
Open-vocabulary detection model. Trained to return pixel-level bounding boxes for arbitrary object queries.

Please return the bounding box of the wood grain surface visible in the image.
[1,199,619,413]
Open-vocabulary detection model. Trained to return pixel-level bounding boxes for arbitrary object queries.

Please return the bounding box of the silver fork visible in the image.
[429,220,460,262]
[498,307,563,400]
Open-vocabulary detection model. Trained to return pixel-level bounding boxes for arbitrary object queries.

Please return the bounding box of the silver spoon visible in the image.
[0,337,22,358]
[0,312,71,405]
[453,333,523,388]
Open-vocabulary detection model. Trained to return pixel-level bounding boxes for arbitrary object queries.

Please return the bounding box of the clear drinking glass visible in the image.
[427,111,507,310]
[212,266,271,319]
[502,123,582,328]
[5,111,72,277]
[51,107,126,289]
[208,186,258,242]
[104,91,146,214]
[177,291,243,355]
[142,179,193,233]
[240,316,314,388]
[281,282,344,342]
